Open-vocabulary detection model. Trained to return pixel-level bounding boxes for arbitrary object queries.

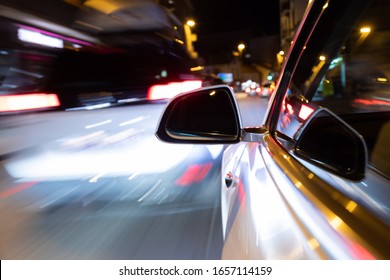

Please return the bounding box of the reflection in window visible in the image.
[277,0,390,179]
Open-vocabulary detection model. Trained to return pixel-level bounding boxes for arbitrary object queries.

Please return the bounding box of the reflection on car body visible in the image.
[156,0,390,259]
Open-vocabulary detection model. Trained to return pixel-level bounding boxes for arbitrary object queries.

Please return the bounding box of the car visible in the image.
[242,81,261,96]
[155,0,390,259]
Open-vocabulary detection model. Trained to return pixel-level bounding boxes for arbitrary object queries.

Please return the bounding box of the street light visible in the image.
[360,26,371,34]
[184,19,198,59]
[186,19,196,28]
[277,50,285,68]
[356,26,371,48]
[238,43,246,52]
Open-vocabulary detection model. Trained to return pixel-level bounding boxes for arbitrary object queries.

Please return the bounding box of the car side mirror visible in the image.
[155,85,242,144]
[293,108,368,181]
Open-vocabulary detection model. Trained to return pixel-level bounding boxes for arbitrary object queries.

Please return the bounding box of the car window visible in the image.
[277,0,390,179]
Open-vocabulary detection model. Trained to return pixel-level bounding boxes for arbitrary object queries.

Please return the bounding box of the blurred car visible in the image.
[243,81,261,96]
[45,45,202,109]
[0,3,202,114]
[156,0,390,259]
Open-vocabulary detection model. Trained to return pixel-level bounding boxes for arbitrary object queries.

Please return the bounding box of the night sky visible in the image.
[191,0,280,62]
[191,0,280,37]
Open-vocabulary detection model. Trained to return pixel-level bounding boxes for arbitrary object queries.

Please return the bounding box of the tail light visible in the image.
[0,93,60,112]
[298,104,315,120]
[147,80,202,100]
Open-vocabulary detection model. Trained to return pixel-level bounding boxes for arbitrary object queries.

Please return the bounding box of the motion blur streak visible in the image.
[16,24,94,47]
[175,162,212,186]
[0,181,37,199]
[18,28,63,48]
[353,98,390,106]
[4,137,194,179]
[0,93,60,112]
[346,240,376,260]
[147,80,202,100]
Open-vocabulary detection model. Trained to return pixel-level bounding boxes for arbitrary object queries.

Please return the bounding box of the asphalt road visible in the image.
[0,93,269,259]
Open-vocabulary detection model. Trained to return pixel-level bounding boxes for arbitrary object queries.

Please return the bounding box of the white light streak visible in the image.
[18,28,63,48]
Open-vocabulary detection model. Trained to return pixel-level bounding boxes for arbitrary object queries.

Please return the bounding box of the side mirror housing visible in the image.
[293,108,368,181]
[155,85,242,144]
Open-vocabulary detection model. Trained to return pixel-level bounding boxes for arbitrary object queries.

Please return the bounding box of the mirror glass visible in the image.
[294,109,367,180]
[157,87,241,143]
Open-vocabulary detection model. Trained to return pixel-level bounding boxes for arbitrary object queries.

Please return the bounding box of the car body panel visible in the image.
[221,133,388,259]
[221,141,320,259]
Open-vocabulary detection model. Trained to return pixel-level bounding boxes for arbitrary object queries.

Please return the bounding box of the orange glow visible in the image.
[376,77,388,82]
[147,80,202,100]
[237,43,246,52]
[0,93,60,112]
[299,104,315,120]
[360,27,371,34]
[354,98,390,106]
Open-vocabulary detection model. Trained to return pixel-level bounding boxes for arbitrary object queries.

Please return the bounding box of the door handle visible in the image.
[225,171,234,188]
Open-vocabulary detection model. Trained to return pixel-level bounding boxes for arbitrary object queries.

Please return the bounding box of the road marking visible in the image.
[119,115,150,127]
[85,119,112,129]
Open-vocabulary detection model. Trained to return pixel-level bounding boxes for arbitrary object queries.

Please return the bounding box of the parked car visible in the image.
[156,0,390,259]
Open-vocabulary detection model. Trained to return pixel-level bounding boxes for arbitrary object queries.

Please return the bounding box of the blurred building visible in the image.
[197,30,280,86]
[0,0,197,57]
[279,0,309,58]
[193,1,310,87]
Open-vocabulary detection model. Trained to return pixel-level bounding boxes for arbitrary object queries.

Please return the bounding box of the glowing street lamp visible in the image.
[360,26,371,34]
[238,43,246,52]
[184,19,198,58]
[356,26,371,47]
[186,19,196,28]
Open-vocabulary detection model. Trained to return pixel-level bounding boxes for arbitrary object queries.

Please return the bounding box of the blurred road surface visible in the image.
[0,93,269,259]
